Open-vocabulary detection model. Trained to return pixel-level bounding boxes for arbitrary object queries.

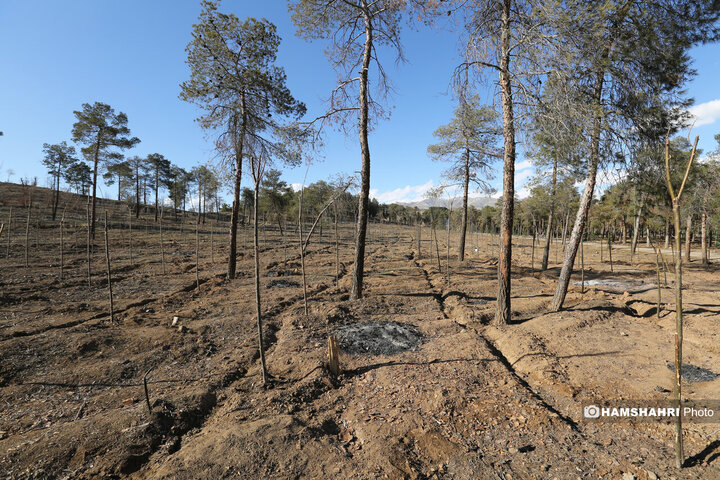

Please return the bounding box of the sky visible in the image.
[1,1,719,205]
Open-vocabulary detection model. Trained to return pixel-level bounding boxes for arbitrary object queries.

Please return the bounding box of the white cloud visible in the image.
[371,180,435,204]
[516,159,532,171]
[290,183,305,192]
[689,99,720,128]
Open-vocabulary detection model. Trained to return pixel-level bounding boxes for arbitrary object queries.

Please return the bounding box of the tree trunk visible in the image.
[90,132,101,239]
[52,171,60,221]
[664,216,670,249]
[541,156,557,270]
[227,107,246,280]
[495,0,515,325]
[459,151,470,262]
[671,201,684,468]
[551,66,605,312]
[350,7,373,300]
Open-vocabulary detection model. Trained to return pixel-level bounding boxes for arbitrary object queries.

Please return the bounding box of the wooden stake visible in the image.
[143,367,154,416]
[334,201,340,286]
[128,207,133,267]
[5,206,11,258]
[86,200,91,287]
[580,238,585,294]
[195,220,200,290]
[60,208,67,281]
[104,211,115,324]
[328,335,341,377]
[159,207,166,275]
[24,201,31,269]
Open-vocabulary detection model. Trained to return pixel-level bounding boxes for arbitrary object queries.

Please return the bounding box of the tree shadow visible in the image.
[684,440,720,467]
[343,358,491,378]
[510,350,626,367]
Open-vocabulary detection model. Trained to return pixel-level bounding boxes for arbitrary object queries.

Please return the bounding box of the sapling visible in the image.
[664,133,699,469]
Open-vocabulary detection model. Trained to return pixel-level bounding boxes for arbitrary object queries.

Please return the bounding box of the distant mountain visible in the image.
[396,196,498,210]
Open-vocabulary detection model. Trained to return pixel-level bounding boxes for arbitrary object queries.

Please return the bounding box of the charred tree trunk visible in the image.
[551,65,605,312]
[459,150,470,262]
[227,106,246,280]
[541,156,557,271]
[495,0,516,325]
[350,5,373,300]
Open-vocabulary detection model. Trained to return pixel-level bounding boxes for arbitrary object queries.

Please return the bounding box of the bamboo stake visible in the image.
[104,211,115,324]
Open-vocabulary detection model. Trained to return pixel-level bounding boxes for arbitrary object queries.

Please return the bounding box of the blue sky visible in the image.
[1,1,719,204]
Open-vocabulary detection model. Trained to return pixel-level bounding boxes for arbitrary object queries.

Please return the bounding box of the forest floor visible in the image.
[1,193,720,479]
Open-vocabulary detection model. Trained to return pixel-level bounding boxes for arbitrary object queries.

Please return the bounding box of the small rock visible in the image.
[508,447,519,454]
[621,473,636,480]
[122,397,138,406]
[172,316,180,326]
[646,471,658,480]
[178,325,187,333]
[620,331,629,337]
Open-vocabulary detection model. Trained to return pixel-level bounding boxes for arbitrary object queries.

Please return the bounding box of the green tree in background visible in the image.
[42,141,78,220]
[71,102,140,238]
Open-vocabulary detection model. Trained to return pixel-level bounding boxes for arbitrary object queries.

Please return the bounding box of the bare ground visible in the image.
[1,187,720,479]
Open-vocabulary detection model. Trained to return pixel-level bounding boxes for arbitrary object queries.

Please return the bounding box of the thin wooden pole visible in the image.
[24,201,31,269]
[334,201,340,286]
[195,220,200,289]
[104,211,115,324]
[60,208,67,280]
[160,207,166,275]
[580,238,585,294]
[665,134,698,469]
[86,200,91,286]
[5,206,11,258]
[128,207,133,267]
